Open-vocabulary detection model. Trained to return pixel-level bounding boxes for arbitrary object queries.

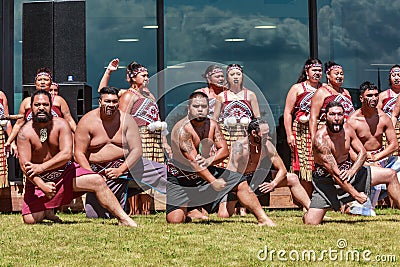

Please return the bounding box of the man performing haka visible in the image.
[303,101,400,225]
[166,91,275,226]
[218,118,310,217]
[17,90,136,226]
[346,81,400,214]
[74,87,166,219]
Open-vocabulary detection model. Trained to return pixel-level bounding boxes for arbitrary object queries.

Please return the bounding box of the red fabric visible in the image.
[22,162,93,215]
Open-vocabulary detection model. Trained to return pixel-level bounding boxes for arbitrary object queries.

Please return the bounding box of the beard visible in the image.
[32,111,52,123]
[326,120,343,133]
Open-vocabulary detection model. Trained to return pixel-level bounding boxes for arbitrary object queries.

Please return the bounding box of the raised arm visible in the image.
[98,58,119,92]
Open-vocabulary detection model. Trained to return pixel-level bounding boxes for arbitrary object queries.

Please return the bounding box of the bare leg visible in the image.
[140,194,153,215]
[166,207,189,224]
[277,173,311,210]
[44,209,62,223]
[23,211,45,224]
[303,208,327,225]
[218,200,237,218]
[300,180,313,197]
[74,174,137,227]
[235,181,276,226]
[370,166,400,208]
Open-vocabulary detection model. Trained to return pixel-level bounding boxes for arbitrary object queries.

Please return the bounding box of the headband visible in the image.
[326,65,342,74]
[305,63,322,70]
[390,68,400,75]
[51,82,59,88]
[206,68,223,78]
[129,67,148,77]
[35,72,52,81]
[227,65,243,74]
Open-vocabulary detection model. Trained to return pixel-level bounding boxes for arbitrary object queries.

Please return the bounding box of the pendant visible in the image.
[40,128,48,143]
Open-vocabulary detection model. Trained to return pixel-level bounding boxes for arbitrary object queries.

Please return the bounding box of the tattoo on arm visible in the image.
[230,142,243,165]
[180,131,194,154]
[315,137,337,173]
[214,127,223,143]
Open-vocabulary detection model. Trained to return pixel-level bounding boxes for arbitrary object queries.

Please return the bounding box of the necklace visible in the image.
[249,139,259,154]
[39,128,48,143]
[304,81,319,92]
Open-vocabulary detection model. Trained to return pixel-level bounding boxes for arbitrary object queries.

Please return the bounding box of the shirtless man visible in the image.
[218,119,311,217]
[166,91,275,226]
[303,101,400,225]
[74,86,166,219]
[17,90,135,226]
[347,81,400,213]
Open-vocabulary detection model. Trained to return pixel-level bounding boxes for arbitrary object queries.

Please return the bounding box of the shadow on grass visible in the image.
[322,217,400,224]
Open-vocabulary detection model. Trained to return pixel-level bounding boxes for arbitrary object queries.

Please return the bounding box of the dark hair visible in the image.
[325,101,344,113]
[31,90,52,108]
[226,63,243,74]
[296,58,322,83]
[324,61,343,83]
[126,61,146,78]
[99,86,120,97]
[359,81,378,96]
[188,91,209,105]
[388,64,400,88]
[247,118,268,135]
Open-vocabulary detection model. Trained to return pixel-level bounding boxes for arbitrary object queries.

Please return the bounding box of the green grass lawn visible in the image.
[0,209,399,266]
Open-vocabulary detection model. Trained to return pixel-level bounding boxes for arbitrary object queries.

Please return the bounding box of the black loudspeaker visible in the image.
[22,1,86,84]
[22,2,54,84]
[22,83,92,122]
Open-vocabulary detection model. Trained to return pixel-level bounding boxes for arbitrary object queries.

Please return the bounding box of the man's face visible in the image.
[32,94,52,123]
[325,106,345,133]
[361,89,379,108]
[35,74,52,91]
[207,71,225,87]
[99,94,119,116]
[188,96,209,121]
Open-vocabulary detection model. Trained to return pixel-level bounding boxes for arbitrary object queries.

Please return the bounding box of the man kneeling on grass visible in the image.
[166,92,275,226]
[17,90,136,226]
[303,101,400,225]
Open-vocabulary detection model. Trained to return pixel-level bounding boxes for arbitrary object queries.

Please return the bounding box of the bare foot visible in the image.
[188,209,209,220]
[258,216,276,227]
[44,209,62,223]
[118,216,138,227]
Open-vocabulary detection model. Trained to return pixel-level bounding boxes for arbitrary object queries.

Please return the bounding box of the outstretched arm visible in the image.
[98,58,119,92]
